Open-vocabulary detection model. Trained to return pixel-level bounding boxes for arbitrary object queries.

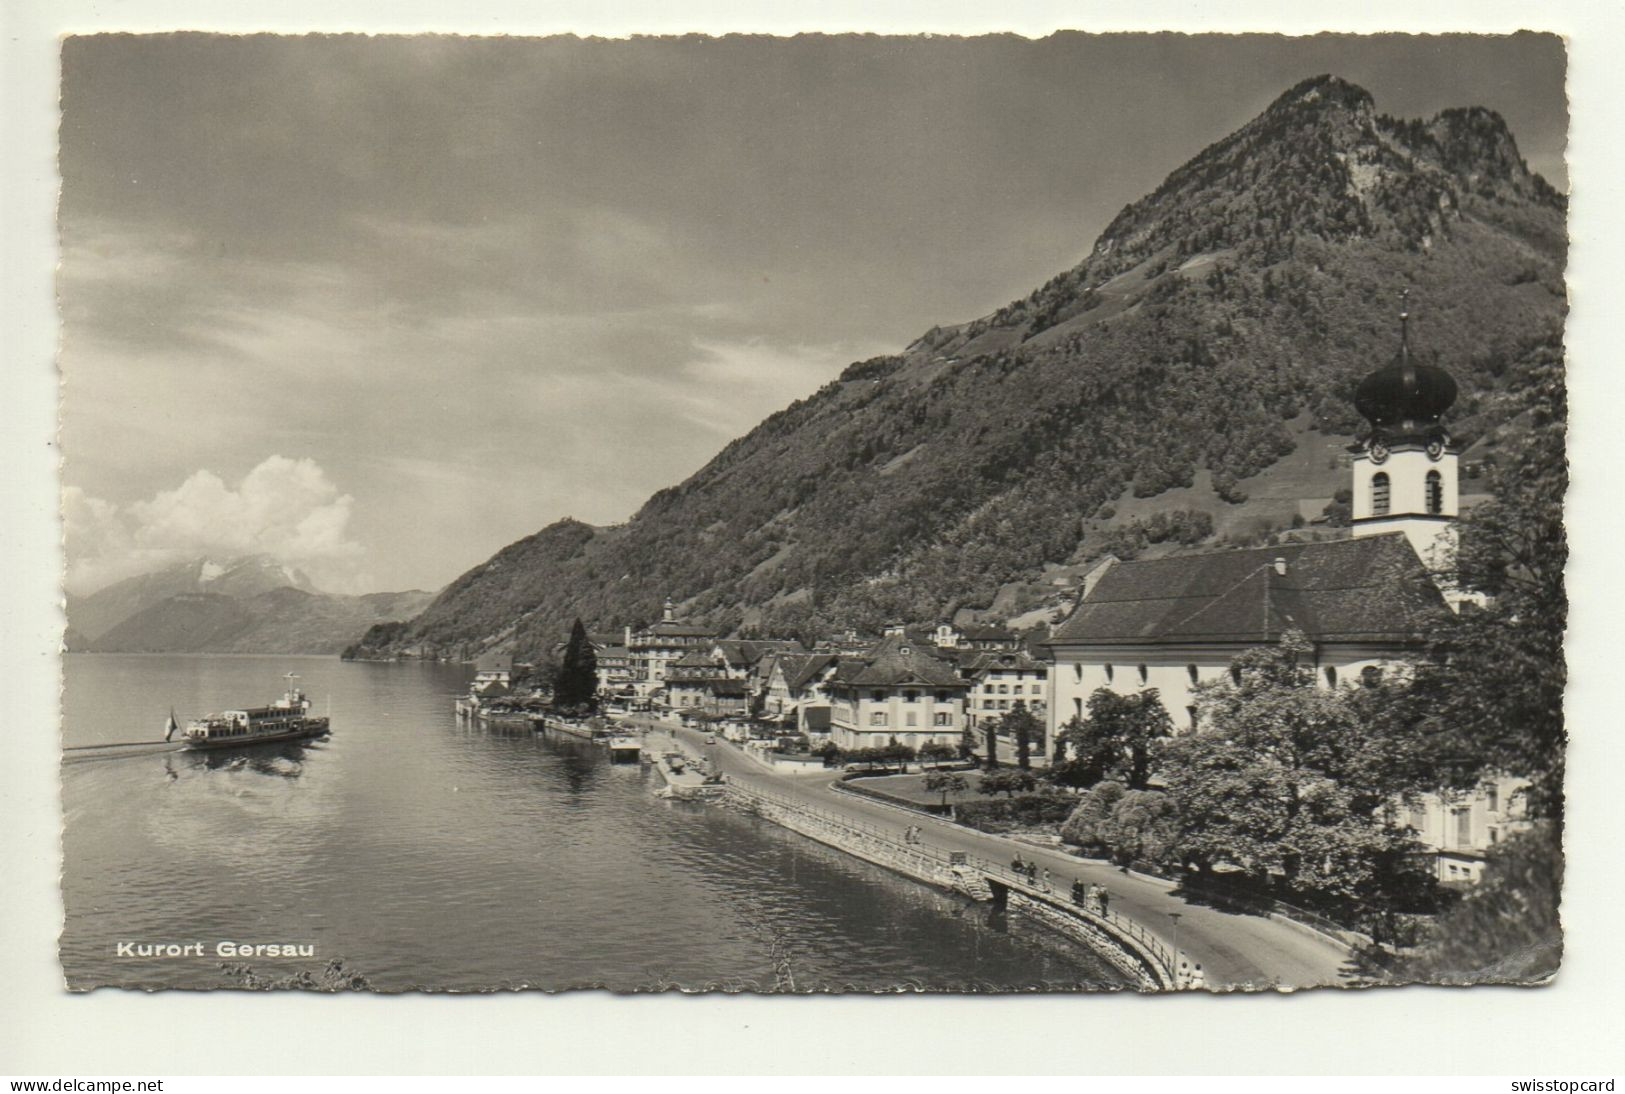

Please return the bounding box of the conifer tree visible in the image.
[555,619,599,711]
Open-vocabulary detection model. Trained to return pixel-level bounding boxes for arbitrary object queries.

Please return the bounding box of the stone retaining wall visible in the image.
[722,782,1172,985]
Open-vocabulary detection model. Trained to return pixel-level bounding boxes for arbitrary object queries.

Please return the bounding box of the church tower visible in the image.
[1348,294,1460,572]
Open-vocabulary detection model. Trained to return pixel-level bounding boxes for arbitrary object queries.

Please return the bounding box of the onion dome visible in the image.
[1354,296,1457,435]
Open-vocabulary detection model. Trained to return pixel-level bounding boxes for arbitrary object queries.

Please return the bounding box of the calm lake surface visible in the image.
[61,654,1123,992]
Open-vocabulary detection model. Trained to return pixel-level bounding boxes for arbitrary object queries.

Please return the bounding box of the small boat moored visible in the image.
[179,674,331,751]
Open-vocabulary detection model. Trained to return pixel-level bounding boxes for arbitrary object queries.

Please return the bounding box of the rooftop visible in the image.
[1047,533,1447,646]
[832,635,968,689]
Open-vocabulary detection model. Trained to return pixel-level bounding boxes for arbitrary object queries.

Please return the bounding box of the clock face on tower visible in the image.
[1426,439,1446,461]
[1369,441,1389,464]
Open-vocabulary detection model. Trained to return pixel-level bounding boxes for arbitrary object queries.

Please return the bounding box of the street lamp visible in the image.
[1167,912,1183,989]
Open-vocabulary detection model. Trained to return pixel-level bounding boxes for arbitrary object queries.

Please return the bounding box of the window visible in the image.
[1454,807,1472,847]
[869,711,888,727]
[1073,697,1083,719]
[905,711,918,727]
[1035,669,1047,680]
[1073,664,1083,683]
[1372,472,1391,516]
[1324,666,1338,688]
[1426,470,1443,515]
[904,690,919,703]
[1488,827,1499,845]
[998,684,1009,695]
[934,712,951,727]
[1104,664,1114,682]
[1137,664,1148,684]
[871,691,886,702]
[1230,665,1242,686]
[1186,705,1198,730]
[934,691,948,704]
[998,700,1009,710]
[1485,784,1499,813]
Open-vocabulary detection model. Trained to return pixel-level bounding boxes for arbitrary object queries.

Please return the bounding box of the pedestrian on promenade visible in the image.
[1097,887,1110,916]
[1041,868,1051,892]
[1011,856,1026,874]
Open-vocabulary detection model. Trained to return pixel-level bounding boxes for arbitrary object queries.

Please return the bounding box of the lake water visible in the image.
[60,654,1124,992]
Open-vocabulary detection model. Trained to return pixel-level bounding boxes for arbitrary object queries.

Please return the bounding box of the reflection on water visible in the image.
[61,654,1124,991]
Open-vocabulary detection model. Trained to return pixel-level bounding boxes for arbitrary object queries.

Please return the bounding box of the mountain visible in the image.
[67,555,434,654]
[347,75,1567,661]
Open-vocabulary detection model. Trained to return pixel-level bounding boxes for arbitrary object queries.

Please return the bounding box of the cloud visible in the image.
[64,456,366,595]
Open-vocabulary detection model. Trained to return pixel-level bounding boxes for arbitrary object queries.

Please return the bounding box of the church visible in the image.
[1043,314,1526,884]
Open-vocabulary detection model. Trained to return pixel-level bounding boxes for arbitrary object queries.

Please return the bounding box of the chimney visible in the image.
[1273,557,1287,577]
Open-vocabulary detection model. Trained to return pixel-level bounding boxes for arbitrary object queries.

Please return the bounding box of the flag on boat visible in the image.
[164,710,179,742]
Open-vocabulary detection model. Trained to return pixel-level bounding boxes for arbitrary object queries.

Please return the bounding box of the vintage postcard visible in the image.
[57,31,1567,993]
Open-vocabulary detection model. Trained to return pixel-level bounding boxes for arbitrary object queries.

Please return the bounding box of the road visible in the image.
[631,718,1355,990]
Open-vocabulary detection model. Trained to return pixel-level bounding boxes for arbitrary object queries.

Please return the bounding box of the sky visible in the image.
[57,31,1568,596]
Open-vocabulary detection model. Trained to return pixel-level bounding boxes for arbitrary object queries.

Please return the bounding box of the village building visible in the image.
[827,635,969,752]
[625,598,716,697]
[662,650,731,711]
[593,644,634,696]
[1043,318,1525,881]
[960,648,1051,755]
[933,622,1022,650]
[710,638,805,699]
[471,652,513,698]
[761,651,840,736]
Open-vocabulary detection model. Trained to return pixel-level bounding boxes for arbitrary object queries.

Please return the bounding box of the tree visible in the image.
[923,771,969,809]
[983,717,999,770]
[1158,633,1434,919]
[1393,820,1562,983]
[1096,789,1180,867]
[1060,780,1127,852]
[979,769,1037,799]
[1408,345,1567,821]
[1000,702,1042,770]
[1064,688,1173,790]
[554,619,599,710]
[918,741,956,767]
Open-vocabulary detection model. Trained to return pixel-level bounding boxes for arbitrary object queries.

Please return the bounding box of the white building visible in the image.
[1044,322,1525,881]
[827,635,969,752]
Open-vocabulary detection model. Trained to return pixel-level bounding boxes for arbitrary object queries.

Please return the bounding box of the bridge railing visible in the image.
[973,859,1179,983]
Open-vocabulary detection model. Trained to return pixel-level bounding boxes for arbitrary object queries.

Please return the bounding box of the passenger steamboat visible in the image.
[170,673,331,750]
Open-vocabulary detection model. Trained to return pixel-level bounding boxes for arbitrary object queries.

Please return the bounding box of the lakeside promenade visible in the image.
[621,716,1354,990]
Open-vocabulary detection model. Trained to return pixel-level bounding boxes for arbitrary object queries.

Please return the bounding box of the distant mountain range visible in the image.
[66,556,434,654]
[344,75,1567,662]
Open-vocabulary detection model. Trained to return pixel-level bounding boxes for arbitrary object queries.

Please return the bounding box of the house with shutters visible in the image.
[960,647,1052,755]
[827,635,969,751]
[761,651,840,734]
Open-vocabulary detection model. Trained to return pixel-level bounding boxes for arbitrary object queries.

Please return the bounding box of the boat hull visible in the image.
[184,720,331,751]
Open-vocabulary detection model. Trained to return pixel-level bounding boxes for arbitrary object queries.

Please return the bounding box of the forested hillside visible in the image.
[350,75,1566,662]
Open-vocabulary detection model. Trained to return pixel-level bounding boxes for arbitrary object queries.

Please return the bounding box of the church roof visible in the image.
[1047,533,1446,647]
[832,635,969,689]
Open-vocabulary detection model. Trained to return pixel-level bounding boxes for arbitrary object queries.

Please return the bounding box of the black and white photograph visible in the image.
[51,30,1570,999]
